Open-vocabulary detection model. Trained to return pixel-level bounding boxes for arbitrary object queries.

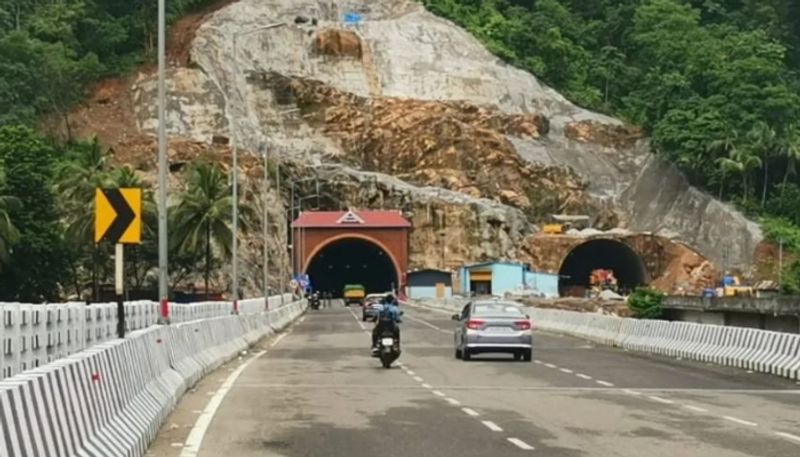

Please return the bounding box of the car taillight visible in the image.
[514,320,532,330]
[466,319,484,330]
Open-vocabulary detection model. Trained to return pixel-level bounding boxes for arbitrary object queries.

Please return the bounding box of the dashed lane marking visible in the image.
[421,383,432,389]
[682,405,708,413]
[648,395,675,405]
[623,389,641,396]
[446,398,461,406]
[407,370,416,376]
[596,380,614,387]
[544,363,557,368]
[722,416,758,427]
[405,314,451,334]
[347,307,367,331]
[559,368,573,374]
[576,374,592,380]
[534,360,543,364]
[462,408,480,417]
[482,421,503,432]
[774,432,800,444]
[432,390,446,397]
[507,438,535,450]
[413,376,424,382]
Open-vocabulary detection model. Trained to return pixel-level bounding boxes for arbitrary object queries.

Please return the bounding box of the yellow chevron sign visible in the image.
[95,188,142,244]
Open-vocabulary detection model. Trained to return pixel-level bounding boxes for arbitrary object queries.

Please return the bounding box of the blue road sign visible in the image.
[343,12,362,26]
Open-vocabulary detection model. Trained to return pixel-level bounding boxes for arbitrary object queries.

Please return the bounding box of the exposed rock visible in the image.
[313,29,363,59]
[564,120,643,149]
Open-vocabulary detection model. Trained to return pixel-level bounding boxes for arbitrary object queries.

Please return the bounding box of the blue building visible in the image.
[458,262,526,297]
[406,269,453,299]
[524,271,560,298]
[458,262,560,297]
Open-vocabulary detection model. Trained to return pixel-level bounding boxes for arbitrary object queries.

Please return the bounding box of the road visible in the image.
[150,302,800,457]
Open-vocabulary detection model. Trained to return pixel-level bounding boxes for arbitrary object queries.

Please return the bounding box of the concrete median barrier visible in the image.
[0,298,306,457]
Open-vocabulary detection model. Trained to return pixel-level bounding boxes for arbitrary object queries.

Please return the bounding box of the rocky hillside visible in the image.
[73,0,765,292]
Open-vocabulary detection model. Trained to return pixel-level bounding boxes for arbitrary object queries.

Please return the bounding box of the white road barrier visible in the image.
[0,296,306,457]
[526,307,800,381]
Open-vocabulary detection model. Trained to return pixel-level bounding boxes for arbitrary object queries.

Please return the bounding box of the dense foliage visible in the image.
[425,0,800,287]
[627,287,665,319]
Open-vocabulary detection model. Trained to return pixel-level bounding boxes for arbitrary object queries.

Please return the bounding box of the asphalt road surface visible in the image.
[151,302,800,457]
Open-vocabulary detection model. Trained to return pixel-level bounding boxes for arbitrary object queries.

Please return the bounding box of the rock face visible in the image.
[127,0,763,274]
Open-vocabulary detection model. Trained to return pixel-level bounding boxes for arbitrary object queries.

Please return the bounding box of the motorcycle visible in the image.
[375,327,401,368]
[309,292,321,310]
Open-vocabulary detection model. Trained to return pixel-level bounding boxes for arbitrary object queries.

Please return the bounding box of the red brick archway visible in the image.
[291,210,411,292]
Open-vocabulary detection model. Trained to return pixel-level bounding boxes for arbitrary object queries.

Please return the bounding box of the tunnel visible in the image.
[305,237,399,297]
[558,239,648,297]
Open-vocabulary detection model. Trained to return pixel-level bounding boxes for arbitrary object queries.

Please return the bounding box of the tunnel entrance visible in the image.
[558,239,647,297]
[305,237,399,297]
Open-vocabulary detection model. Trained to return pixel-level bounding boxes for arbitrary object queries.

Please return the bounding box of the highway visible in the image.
[148,302,800,457]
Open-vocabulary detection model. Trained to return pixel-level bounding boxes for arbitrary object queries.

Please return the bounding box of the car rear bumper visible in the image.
[466,343,532,349]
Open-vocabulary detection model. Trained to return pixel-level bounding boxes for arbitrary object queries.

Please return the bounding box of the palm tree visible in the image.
[0,188,20,267]
[708,130,740,200]
[171,162,254,299]
[780,124,800,199]
[747,122,777,207]
[54,138,115,300]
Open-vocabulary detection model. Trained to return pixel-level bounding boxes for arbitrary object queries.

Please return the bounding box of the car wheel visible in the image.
[513,352,522,361]
[523,349,532,362]
[362,315,367,321]
[455,347,462,359]
[462,348,471,361]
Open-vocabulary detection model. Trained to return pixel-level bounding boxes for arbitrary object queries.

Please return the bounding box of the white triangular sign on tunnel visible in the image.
[337,210,364,224]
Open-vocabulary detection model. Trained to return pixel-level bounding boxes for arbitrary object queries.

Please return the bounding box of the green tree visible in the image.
[170,162,254,299]
[0,168,20,267]
[0,125,67,301]
[627,287,665,319]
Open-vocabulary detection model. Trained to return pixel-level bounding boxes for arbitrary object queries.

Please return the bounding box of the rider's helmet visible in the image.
[384,293,395,305]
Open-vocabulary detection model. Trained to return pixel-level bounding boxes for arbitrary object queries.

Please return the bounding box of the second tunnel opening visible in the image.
[558,239,648,297]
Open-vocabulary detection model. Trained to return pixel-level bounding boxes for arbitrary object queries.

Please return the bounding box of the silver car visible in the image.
[452,301,533,361]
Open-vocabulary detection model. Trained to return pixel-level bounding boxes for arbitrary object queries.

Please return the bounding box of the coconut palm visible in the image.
[780,124,800,198]
[747,122,777,207]
[170,161,254,299]
[0,187,20,266]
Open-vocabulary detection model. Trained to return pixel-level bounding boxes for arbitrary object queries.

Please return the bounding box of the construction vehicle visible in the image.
[541,214,590,235]
[715,276,754,297]
[588,269,618,298]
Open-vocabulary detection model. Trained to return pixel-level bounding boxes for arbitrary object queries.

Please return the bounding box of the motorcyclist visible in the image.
[371,293,402,354]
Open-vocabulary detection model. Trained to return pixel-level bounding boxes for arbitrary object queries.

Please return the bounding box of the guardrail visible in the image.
[528,308,800,381]
[0,294,293,380]
[0,296,306,457]
[405,300,800,381]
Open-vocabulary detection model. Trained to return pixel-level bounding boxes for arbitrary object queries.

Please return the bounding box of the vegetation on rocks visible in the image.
[627,287,665,319]
[425,0,800,286]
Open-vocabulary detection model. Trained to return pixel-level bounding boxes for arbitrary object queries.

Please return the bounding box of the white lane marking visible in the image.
[405,314,450,334]
[347,307,367,330]
[446,397,461,406]
[432,390,446,397]
[171,443,184,448]
[775,431,800,443]
[596,380,614,387]
[413,376,424,382]
[623,389,641,396]
[534,360,543,364]
[683,405,708,413]
[462,407,480,417]
[722,416,758,427]
[421,383,432,389]
[559,368,573,374]
[648,395,675,405]
[507,438,535,450]
[544,363,557,368]
[482,420,503,432]
[407,370,416,376]
[576,373,592,380]
[180,326,297,457]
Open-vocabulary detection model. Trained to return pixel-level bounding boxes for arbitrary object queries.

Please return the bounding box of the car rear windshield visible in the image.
[472,304,525,317]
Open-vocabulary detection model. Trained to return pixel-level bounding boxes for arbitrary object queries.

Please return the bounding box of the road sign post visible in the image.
[115,243,125,338]
[96,187,142,339]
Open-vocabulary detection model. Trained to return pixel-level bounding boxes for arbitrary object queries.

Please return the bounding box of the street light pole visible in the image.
[230,22,286,314]
[156,0,169,323]
[263,146,270,309]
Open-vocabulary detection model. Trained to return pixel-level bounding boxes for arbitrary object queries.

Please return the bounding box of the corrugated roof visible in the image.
[407,268,453,276]
[291,210,411,228]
